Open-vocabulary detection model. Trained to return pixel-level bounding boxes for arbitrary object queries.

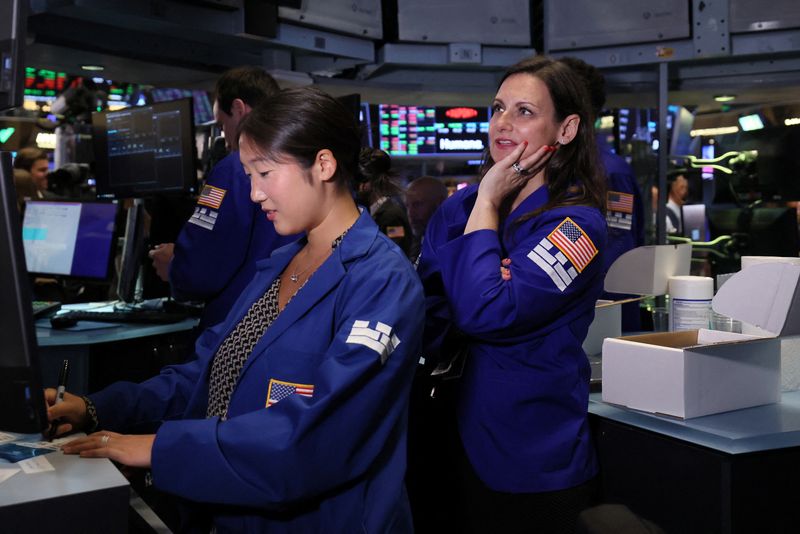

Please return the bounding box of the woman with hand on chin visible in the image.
[49,87,425,533]
[414,55,607,533]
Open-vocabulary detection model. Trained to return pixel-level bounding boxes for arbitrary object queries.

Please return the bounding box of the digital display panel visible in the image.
[378,104,489,156]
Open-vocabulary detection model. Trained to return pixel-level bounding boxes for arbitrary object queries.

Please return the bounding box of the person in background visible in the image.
[149,66,296,329]
[405,176,449,262]
[562,56,645,331]
[666,171,689,234]
[12,168,37,217]
[13,147,54,199]
[357,147,413,256]
[414,55,606,533]
[49,87,425,533]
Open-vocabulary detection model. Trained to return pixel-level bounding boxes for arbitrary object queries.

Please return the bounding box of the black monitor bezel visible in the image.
[91,97,197,199]
[0,150,47,434]
[21,198,120,282]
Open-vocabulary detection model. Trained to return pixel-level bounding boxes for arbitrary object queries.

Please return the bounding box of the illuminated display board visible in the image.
[24,68,68,99]
[378,104,489,156]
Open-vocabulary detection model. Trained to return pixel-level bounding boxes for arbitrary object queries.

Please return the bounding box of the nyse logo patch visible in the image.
[346,320,400,364]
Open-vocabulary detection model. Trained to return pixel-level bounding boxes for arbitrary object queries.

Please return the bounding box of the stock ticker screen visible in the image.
[378,104,489,156]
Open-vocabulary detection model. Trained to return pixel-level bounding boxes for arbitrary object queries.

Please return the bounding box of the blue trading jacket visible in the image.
[599,145,645,331]
[170,151,296,328]
[418,183,605,493]
[91,210,424,533]
[600,146,645,274]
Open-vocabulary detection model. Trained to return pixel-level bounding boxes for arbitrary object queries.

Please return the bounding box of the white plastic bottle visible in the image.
[668,276,714,331]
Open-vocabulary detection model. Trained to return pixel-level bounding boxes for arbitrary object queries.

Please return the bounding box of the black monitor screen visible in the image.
[0,151,47,433]
[150,88,214,125]
[92,98,197,198]
[22,200,117,280]
[378,104,489,157]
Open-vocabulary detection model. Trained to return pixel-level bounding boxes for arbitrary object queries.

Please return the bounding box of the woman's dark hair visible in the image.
[358,147,402,199]
[482,55,606,219]
[237,87,362,189]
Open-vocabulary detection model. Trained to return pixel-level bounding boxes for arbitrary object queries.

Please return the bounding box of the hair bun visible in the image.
[358,147,391,179]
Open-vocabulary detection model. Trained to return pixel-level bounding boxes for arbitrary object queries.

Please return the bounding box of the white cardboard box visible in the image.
[582,244,691,356]
[602,262,800,418]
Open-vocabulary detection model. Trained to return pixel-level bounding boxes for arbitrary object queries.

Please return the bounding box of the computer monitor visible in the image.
[22,200,118,280]
[0,0,26,112]
[0,151,48,433]
[117,199,147,304]
[92,98,197,199]
[681,204,708,241]
[150,88,215,125]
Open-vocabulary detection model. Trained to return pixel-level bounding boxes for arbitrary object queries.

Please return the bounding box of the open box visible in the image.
[601,262,800,418]
[582,244,691,356]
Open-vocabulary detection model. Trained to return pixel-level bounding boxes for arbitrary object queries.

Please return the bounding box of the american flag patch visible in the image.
[266,379,314,408]
[547,218,597,273]
[607,191,633,214]
[385,225,406,239]
[197,185,226,209]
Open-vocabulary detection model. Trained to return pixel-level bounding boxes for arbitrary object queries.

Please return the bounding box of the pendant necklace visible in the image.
[289,248,330,283]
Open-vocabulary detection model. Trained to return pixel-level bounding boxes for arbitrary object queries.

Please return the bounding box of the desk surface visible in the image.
[590,390,800,455]
[1,449,129,507]
[36,317,199,347]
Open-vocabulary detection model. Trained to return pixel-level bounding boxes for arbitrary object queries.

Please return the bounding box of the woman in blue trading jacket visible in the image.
[416,55,607,533]
[48,87,425,533]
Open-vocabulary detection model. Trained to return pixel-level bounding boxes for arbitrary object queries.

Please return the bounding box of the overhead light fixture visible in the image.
[785,118,800,126]
[690,126,740,137]
[714,94,736,102]
[81,64,105,72]
[738,113,764,131]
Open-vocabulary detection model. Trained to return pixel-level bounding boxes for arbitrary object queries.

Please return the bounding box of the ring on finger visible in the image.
[511,162,525,174]
[101,434,110,446]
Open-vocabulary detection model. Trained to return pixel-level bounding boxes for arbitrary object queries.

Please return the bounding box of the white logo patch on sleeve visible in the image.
[527,238,579,292]
[346,320,401,364]
[188,206,219,231]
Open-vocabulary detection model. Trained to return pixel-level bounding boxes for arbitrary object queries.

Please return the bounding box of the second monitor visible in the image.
[22,200,118,280]
[92,98,197,199]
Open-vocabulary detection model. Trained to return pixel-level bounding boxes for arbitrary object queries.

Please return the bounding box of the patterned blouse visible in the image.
[206,232,347,420]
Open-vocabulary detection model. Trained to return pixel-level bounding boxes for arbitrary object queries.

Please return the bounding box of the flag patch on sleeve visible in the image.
[607,191,633,214]
[527,218,597,292]
[346,320,400,364]
[197,185,226,209]
[265,379,314,408]
[606,191,634,231]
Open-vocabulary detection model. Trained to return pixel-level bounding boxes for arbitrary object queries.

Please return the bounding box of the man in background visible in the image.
[666,172,689,235]
[14,147,54,199]
[405,176,448,262]
[149,66,295,329]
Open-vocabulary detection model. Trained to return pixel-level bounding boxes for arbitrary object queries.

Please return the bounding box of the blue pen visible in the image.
[48,359,70,441]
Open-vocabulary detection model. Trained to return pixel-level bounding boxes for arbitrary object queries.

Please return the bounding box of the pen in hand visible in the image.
[48,359,70,441]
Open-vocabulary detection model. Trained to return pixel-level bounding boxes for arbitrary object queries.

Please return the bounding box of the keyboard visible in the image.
[32,300,62,318]
[50,309,190,328]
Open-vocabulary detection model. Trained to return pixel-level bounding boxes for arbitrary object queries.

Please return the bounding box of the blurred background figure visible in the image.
[667,171,689,234]
[12,168,37,216]
[358,147,413,256]
[405,176,448,262]
[13,147,55,199]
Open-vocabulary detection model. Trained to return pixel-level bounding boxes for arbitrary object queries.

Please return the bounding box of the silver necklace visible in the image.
[289,248,330,283]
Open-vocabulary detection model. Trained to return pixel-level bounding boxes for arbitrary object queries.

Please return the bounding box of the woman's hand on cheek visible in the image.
[477,142,554,209]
